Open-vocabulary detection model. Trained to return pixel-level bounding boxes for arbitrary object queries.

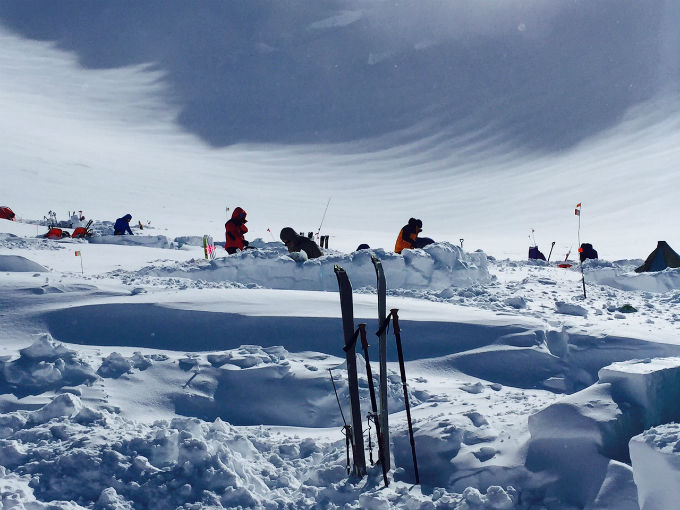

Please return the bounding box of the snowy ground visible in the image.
[3,219,680,509]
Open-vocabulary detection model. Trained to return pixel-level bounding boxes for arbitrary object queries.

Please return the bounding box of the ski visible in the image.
[358,324,389,486]
[371,254,390,471]
[203,235,215,260]
[334,265,367,477]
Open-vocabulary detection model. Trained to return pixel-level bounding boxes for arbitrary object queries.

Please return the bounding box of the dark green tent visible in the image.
[635,241,680,272]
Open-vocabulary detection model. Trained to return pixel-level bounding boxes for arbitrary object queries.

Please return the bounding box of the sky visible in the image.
[1,0,679,259]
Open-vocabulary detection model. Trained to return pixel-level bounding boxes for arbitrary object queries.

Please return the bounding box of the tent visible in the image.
[0,206,16,221]
[528,246,546,260]
[635,241,680,272]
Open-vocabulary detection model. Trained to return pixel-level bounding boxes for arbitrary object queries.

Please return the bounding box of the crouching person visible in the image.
[280,227,322,259]
[114,214,134,235]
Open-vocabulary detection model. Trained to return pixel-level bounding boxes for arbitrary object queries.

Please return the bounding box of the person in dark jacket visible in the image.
[225,206,249,254]
[113,214,134,235]
[280,227,322,259]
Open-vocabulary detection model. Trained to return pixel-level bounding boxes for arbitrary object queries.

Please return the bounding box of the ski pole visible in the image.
[358,324,389,487]
[575,203,586,298]
[329,368,354,475]
[390,309,420,484]
[315,197,332,239]
[547,241,555,263]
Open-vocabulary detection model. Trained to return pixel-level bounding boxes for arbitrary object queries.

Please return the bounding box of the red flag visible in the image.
[74,250,81,256]
[575,203,581,216]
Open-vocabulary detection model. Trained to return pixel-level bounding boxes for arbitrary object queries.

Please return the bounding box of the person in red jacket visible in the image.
[225,206,249,254]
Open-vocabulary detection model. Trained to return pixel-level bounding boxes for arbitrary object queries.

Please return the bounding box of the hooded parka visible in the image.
[225,207,249,252]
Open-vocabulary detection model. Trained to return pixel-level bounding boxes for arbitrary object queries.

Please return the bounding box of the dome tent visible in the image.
[635,241,680,272]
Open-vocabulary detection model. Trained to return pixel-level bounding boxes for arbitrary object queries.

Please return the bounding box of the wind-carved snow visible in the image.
[0,334,98,397]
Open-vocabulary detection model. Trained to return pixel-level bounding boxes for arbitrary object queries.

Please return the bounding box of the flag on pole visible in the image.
[75,250,84,274]
[575,203,582,216]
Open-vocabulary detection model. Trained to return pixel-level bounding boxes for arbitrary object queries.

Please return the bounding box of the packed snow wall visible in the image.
[141,242,491,291]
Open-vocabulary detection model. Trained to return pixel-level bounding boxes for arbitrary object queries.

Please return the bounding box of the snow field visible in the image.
[4,224,680,508]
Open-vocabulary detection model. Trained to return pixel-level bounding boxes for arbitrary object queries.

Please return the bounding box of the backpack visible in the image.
[46,228,71,240]
[579,243,598,262]
[528,246,546,260]
[71,220,93,239]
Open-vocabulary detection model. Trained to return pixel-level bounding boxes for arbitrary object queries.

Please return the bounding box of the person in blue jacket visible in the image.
[114,214,134,235]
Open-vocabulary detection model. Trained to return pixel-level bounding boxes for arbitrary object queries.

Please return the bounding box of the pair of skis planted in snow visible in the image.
[203,235,216,260]
[332,255,419,486]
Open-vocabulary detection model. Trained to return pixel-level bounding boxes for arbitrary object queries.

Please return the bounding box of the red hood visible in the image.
[231,207,247,223]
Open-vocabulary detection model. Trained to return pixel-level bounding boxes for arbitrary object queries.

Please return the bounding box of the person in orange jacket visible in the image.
[395,218,421,253]
[225,206,249,254]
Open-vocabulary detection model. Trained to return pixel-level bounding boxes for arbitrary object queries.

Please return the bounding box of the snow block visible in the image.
[590,460,640,510]
[555,301,588,317]
[599,357,680,429]
[629,423,680,510]
[526,383,635,507]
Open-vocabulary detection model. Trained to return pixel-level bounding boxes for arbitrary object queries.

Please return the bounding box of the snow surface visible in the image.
[2,1,680,508]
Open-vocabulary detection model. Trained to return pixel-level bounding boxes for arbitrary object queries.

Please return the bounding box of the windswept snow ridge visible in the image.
[142,241,491,292]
